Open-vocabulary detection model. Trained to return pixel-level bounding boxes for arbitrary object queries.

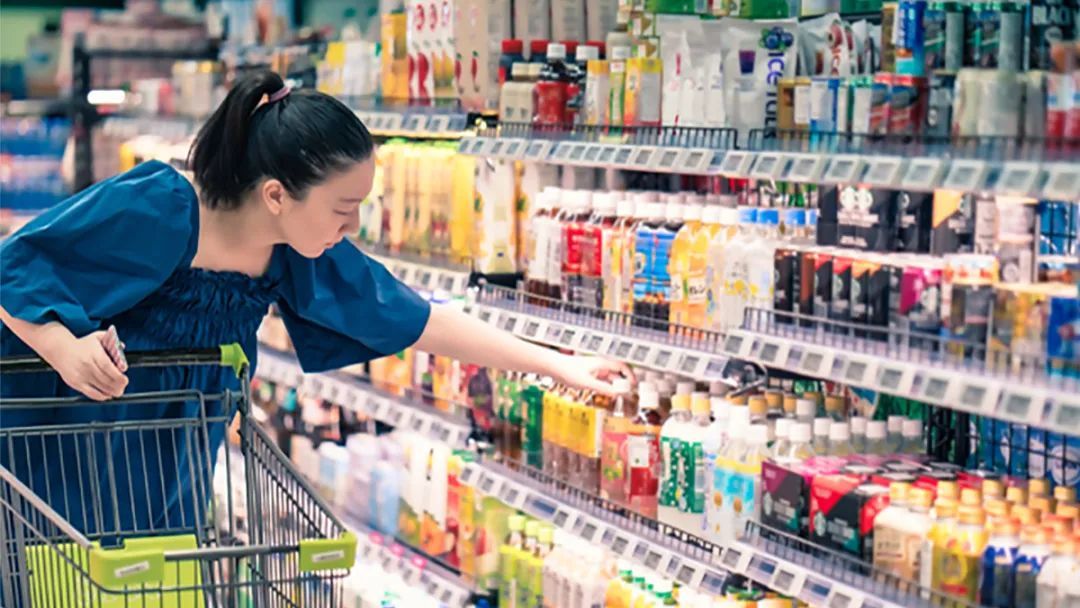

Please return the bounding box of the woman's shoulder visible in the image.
[100,160,198,216]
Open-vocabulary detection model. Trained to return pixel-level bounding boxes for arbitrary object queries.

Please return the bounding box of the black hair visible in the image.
[188,70,374,210]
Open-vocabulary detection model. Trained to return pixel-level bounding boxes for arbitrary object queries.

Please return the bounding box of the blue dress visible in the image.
[0,161,431,538]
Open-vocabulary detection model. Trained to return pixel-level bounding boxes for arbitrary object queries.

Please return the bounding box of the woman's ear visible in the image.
[260,178,288,215]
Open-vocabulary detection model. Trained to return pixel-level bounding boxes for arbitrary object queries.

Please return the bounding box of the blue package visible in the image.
[978,418,1080,491]
[1047,293,1080,379]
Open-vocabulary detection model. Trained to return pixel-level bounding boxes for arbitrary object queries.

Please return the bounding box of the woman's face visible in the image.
[269,156,374,258]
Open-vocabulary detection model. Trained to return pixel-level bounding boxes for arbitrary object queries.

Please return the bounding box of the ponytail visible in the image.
[188,70,374,210]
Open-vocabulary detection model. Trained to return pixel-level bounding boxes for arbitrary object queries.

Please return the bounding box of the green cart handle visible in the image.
[0,344,249,377]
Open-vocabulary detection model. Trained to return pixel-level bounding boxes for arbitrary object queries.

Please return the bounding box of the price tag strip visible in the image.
[750,153,788,180]
[786,153,829,184]
[863,156,906,188]
[1042,162,1080,200]
[717,151,756,177]
[995,161,1043,197]
[942,159,989,192]
[900,157,946,191]
[822,155,866,185]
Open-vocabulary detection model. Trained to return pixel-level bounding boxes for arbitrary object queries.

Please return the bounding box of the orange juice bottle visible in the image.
[936,504,988,602]
[668,199,702,335]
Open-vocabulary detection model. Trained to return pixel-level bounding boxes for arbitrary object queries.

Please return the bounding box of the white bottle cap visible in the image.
[656,379,674,396]
[813,417,832,437]
[644,371,662,382]
[676,381,695,395]
[710,396,729,420]
[663,192,685,205]
[749,424,769,445]
[728,405,750,433]
[718,207,739,226]
[887,415,905,433]
[592,191,617,215]
[850,416,868,435]
[576,44,599,62]
[790,422,812,443]
[639,389,659,410]
[683,203,703,222]
[569,189,593,212]
[796,399,817,419]
[709,380,727,396]
[646,201,666,219]
[866,420,887,440]
[684,192,705,205]
[633,191,655,207]
[542,186,563,205]
[616,196,636,218]
[701,205,722,224]
[665,201,685,222]
[829,422,851,441]
[547,42,567,61]
[637,381,656,395]
[774,418,792,440]
[902,419,922,438]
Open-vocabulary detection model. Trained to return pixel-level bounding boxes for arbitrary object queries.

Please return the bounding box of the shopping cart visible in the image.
[0,345,357,607]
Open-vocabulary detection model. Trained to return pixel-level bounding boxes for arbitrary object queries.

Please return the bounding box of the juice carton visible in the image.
[434,0,457,99]
[455,0,512,111]
[810,473,891,561]
[1046,285,1079,380]
[406,0,433,100]
[445,451,474,568]
[624,57,662,127]
[449,154,478,265]
[381,14,409,100]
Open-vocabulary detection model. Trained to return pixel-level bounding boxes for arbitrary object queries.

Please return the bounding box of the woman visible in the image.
[0,70,629,536]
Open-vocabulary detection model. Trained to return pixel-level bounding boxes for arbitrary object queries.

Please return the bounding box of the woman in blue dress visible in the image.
[0,70,630,537]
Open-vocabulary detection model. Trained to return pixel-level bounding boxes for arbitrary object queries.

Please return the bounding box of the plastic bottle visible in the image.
[537,187,564,305]
[719,207,760,331]
[676,392,712,534]
[1007,485,1029,510]
[747,208,781,314]
[652,194,684,331]
[778,422,816,463]
[535,43,573,126]
[604,560,634,608]
[886,415,906,453]
[706,205,740,332]
[561,190,593,311]
[812,417,832,454]
[724,424,770,542]
[500,515,528,607]
[658,386,692,528]
[850,416,868,453]
[771,418,793,460]
[1037,534,1078,608]
[709,401,749,544]
[1014,524,1052,607]
[632,199,666,330]
[688,203,720,333]
[652,579,676,606]
[581,191,618,313]
[626,388,663,518]
[600,378,634,506]
[925,498,957,595]
[668,199,696,332]
[795,398,816,424]
[827,421,855,457]
[937,505,988,603]
[747,394,774,443]
[865,420,889,455]
[566,44,598,124]
[981,516,1022,607]
[873,482,925,580]
[900,418,923,455]
[1054,486,1077,505]
[606,194,637,318]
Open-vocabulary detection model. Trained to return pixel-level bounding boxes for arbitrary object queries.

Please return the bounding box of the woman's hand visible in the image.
[45,331,129,401]
[548,353,635,397]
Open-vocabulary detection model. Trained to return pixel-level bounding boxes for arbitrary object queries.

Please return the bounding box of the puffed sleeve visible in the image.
[0,161,198,337]
[275,241,432,373]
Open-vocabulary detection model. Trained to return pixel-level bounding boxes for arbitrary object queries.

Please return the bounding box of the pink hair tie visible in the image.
[268,85,291,103]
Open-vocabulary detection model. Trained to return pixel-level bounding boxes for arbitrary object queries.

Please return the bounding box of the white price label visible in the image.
[995,161,1042,196]
[942,159,989,192]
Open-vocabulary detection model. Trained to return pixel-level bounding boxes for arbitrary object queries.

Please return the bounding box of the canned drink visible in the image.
[882,3,899,73]
[997,0,1025,71]
[889,74,928,135]
[1029,0,1078,71]
[923,0,964,71]
[975,69,1022,137]
[870,72,893,135]
[896,0,928,75]
[925,70,956,138]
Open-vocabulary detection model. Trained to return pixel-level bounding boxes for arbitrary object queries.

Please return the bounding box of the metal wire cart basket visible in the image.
[0,346,357,607]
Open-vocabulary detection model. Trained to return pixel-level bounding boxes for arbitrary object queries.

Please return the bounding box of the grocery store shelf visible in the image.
[724,309,1080,436]
[353,108,472,139]
[346,515,474,607]
[468,285,739,384]
[364,247,472,296]
[458,126,1080,199]
[469,460,733,597]
[257,347,473,448]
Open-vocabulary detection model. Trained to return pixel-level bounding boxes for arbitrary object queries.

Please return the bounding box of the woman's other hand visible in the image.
[549,354,635,397]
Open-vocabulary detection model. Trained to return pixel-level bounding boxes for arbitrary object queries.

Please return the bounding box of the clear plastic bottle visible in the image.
[676,392,712,534]
[561,189,593,310]
[747,394,773,441]
[600,378,634,505]
[795,398,816,423]
[653,194,684,331]
[626,388,663,518]
[865,420,889,455]
[708,402,749,544]
[812,417,832,454]
[747,208,781,313]
[700,395,729,536]
[926,498,958,595]
[726,424,770,542]
[658,387,692,528]
[706,205,740,332]
[771,418,793,460]
[777,422,816,464]
[824,395,845,421]
[719,207,758,331]
[850,416,868,454]
[526,188,556,302]
[827,421,855,457]
[1014,524,1052,607]
[902,419,924,455]
[607,194,638,318]
[981,516,1021,608]
[581,191,618,313]
[873,482,914,577]
[1037,535,1078,608]
[886,415,906,453]
[669,200,703,332]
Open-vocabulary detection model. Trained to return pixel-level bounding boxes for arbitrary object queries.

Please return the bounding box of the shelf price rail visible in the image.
[724,308,1080,437]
